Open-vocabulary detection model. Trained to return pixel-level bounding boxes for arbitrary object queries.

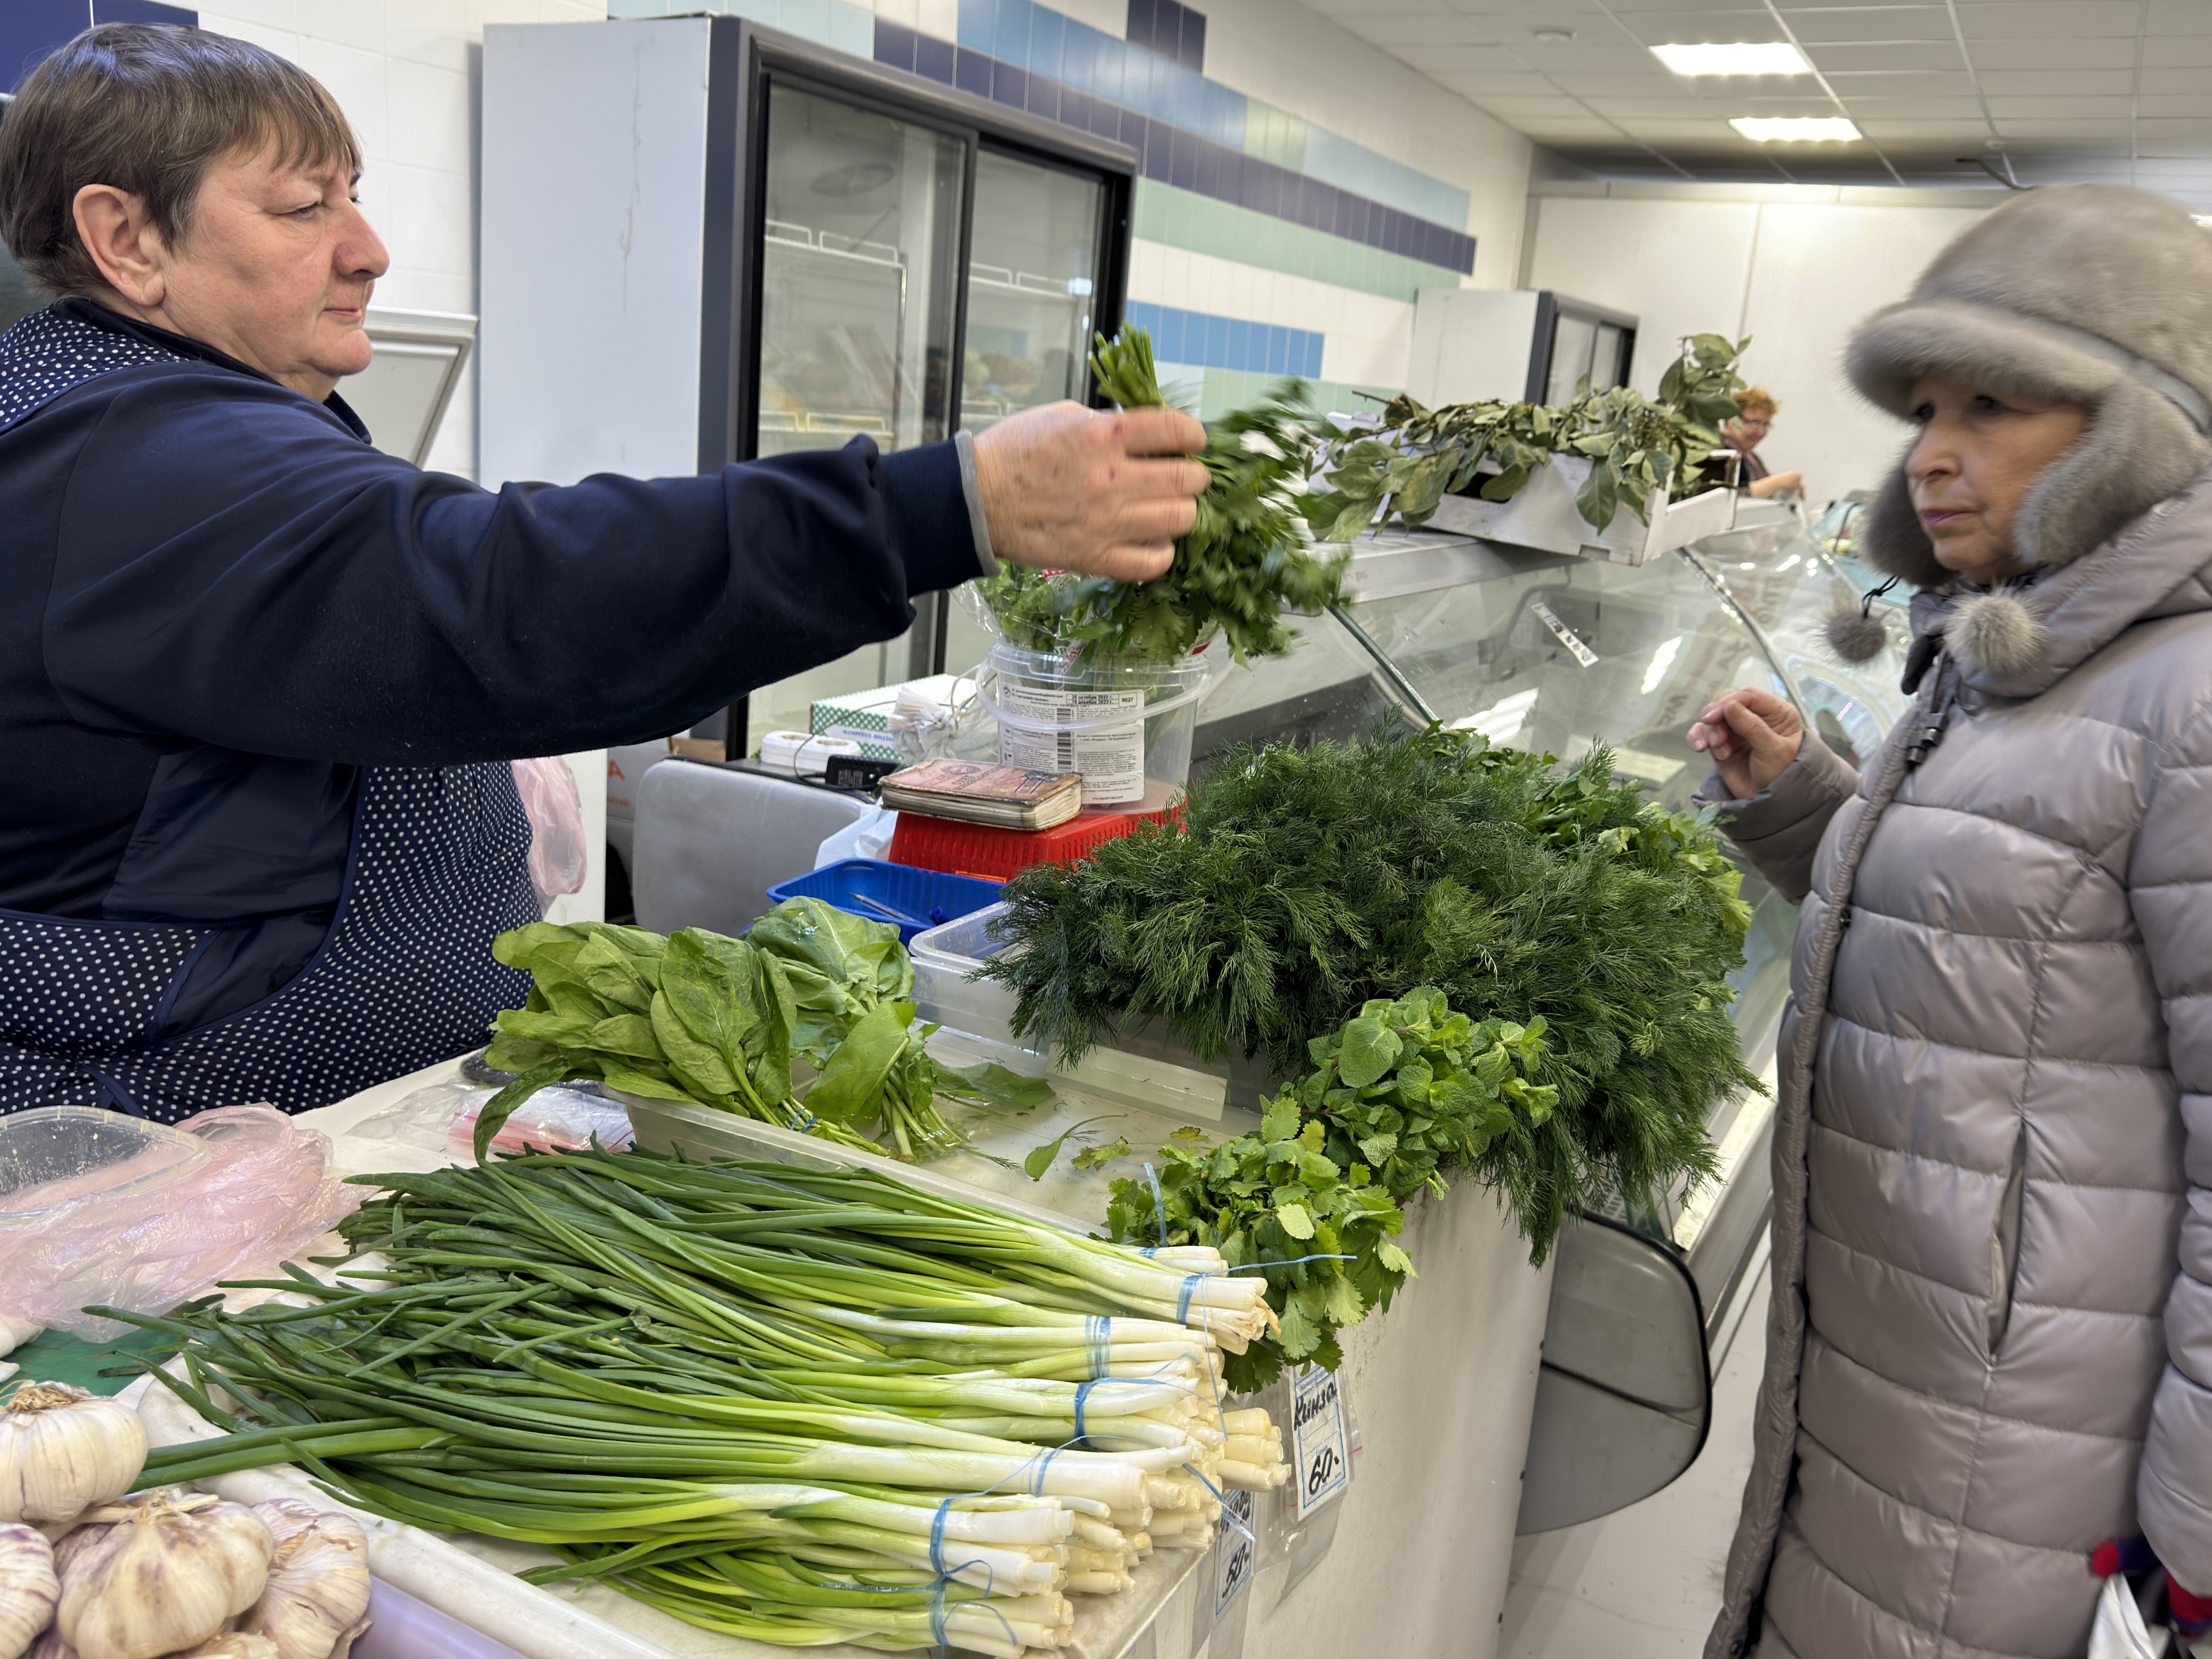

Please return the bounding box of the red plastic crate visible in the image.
[889,803,1179,881]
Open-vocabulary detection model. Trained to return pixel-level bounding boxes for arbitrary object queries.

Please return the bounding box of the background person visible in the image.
[1713,386,1803,498]
[0,25,1209,1120]
[1687,185,2212,1658]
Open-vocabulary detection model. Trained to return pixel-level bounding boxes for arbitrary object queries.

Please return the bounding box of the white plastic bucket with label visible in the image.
[977,639,1215,809]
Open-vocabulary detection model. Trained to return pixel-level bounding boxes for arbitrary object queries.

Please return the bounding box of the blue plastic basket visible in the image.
[764,859,1006,945]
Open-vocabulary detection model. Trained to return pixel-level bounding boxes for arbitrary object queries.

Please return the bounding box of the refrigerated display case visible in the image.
[481,17,1132,761]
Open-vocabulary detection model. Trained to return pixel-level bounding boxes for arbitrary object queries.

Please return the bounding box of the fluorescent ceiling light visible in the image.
[1652,42,1811,76]
[1731,116,1861,142]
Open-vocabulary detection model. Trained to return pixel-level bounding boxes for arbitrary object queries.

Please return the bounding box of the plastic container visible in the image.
[764,858,1005,944]
[352,1578,530,1659]
[908,903,1027,1044]
[887,798,1179,880]
[0,1107,209,1226]
[978,638,1214,809]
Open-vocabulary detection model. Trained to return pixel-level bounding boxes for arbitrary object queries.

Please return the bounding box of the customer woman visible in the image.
[0,25,1209,1119]
[1715,386,1803,499]
[1687,184,2212,1658]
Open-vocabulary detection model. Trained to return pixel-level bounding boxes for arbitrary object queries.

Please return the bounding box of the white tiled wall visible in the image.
[1126,240,1413,386]
[199,0,609,480]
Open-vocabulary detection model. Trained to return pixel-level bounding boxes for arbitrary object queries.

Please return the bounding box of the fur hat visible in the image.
[1829,186,2212,675]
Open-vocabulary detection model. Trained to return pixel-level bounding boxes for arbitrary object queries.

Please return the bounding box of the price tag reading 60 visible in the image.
[1289,1363,1351,1518]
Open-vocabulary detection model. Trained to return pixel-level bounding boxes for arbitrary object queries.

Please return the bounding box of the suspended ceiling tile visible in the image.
[1968,69,2132,99]
[1407,46,1533,71]
[2133,120,2212,140]
[2137,97,2212,119]
[1835,96,1995,117]
[1544,72,1713,96]
[1983,94,2135,119]
[1961,35,2142,69]
[1597,9,1792,42]
[1347,13,1518,45]
[1952,1,2147,37]
[1803,42,1968,72]
[1820,69,1981,97]
[1428,68,1558,92]
[1781,8,1958,44]
[2144,0,2212,30]
[2143,59,2212,90]
[1990,117,2143,137]
[1851,119,2003,139]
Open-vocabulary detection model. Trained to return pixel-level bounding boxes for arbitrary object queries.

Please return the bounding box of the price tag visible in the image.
[1211,1486,1256,1616]
[1529,599,1599,667]
[1289,1363,1351,1518]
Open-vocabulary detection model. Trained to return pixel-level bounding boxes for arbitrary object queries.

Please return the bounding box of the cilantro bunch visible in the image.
[1106,986,1564,1388]
[975,326,1346,663]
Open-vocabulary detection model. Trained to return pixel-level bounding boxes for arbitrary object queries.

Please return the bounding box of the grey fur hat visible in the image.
[1829,185,2212,674]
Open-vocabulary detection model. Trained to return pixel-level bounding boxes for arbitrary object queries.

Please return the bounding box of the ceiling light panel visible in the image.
[1651,43,1813,77]
[1729,116,1863,142]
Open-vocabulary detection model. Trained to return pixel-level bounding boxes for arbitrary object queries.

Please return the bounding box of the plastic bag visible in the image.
[447,1086,633,1159]
[2092,1573,2174,1659]
[511,756,587,907]
[815,803,898,868]
[0,1106,362,1341]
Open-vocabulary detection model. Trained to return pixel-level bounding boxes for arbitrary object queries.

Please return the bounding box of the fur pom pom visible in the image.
[1823,607,1892,663]
[1945,592,2049,678]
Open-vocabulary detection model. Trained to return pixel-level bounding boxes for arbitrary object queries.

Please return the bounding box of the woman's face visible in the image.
[74,143,389,402]
[1904,375,2089,586]
[1726,410,1772,452]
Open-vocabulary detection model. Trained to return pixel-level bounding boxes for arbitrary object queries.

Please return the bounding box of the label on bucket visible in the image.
[996,684,1146,806]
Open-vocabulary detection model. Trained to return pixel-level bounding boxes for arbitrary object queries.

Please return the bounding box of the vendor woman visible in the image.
[0,25,1209,1121]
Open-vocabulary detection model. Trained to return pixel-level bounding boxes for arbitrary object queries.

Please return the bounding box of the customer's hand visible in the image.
[1748,470,1804,499]
[972,401,1209,581]
[1688,687,1804,800]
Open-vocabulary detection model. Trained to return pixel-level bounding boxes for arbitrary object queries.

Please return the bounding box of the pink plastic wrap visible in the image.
[0,1107,362,1340]
[510,756,587,907]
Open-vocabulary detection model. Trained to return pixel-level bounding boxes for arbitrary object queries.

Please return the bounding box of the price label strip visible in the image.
[1211,1486,1257,1616]
[1289,1363,1351,1519]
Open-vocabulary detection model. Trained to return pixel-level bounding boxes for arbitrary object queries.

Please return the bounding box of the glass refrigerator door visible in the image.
[941,147,1109,678]
[742,83,967,754]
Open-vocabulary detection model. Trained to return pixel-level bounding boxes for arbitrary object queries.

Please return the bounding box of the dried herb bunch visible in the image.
[984,729,1756,1254]
[976,326,1346,663]
[1303,332,1750,541]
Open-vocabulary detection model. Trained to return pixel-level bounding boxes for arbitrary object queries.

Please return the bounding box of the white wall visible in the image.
[198,0,608,482]
[1524,184,2005,504]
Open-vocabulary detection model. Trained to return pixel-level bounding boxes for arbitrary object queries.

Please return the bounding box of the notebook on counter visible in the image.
[880,759,1084,831]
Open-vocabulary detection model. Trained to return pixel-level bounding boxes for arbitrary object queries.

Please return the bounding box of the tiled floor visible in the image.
[1499,1268,1772,1659]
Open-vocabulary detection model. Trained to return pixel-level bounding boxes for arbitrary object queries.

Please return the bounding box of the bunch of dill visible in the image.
[983,728,1755,1255]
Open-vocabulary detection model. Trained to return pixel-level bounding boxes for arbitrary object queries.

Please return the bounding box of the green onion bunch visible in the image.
[113,1154,1293,1653]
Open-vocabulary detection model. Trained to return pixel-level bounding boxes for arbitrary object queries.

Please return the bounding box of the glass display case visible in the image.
[1184,508,1910,1336]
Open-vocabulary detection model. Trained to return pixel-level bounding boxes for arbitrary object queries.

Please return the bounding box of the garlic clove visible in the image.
[56,1489,271,1659]
[0,1385,146,1527]
[238,1503,370,1659]
[22,1629,75,1659]
[176,1639,280,1658]
[0,1521,60,1659]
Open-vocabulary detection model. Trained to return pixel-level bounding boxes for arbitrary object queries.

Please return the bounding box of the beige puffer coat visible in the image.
[1701,187,2212,1659]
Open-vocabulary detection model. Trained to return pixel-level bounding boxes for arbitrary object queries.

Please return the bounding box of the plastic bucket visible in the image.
[976,639,1214,809]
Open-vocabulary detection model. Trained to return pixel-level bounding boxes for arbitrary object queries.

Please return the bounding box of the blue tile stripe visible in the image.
[875,14,1476,276]
[1125,301,1323,379]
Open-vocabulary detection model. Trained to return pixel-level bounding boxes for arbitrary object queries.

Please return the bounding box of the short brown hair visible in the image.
[1736,386,1779,419]
[0,24,360,298]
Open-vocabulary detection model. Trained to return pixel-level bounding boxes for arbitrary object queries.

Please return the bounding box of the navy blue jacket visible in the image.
[1,301,981,1022]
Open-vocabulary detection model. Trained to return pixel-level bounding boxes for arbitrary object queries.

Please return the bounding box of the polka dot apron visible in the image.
[1,310,537,1119]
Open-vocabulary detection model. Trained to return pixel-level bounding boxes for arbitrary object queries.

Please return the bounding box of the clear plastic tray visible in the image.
[0,1107,209,1225]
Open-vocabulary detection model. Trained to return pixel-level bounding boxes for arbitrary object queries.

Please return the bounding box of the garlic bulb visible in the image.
[22,1629,75,1659]
[238,1502,369,1659]
[177,1640,279,1658]
[0,1384,146,1526]
[56,1488,271,1659]
[0,1522,59,1659]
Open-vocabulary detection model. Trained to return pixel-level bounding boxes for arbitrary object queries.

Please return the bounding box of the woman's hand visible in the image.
[1688,687,1805,800]
[972,402,1210,581]
[1748,470,1804,499]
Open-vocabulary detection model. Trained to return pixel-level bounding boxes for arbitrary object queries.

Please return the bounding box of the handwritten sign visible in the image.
[1290,1363,1351,1518]
[1212,1486,1257,1616]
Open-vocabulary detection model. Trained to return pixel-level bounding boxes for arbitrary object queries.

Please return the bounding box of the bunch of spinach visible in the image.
[478,899,1049,1162]
[1303,332,1749,542]
[1104,987,1557,1387]
[975,326,1346,663]
[986,728,1753,1255]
